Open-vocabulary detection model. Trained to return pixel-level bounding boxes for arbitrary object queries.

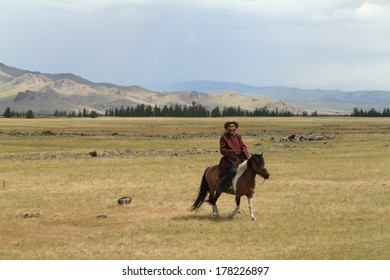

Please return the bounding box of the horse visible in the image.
[191,153,269,221]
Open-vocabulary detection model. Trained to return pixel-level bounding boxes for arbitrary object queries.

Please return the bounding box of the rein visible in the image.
[251,164,267,185]
[256,176,266,185]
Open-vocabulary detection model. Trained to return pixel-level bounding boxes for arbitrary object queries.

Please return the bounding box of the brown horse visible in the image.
[191,153,270,220]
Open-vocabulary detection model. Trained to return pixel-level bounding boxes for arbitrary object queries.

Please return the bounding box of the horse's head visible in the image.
[248,153,270,179]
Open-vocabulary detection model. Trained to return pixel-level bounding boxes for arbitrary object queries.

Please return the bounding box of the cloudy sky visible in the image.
[1,0,390,91]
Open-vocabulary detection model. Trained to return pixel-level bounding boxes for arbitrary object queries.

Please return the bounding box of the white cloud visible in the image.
[1,0,390,90]
[357,2,388,18]
[4,0,390,23]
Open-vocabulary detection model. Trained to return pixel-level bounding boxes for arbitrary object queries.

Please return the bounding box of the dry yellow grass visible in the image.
[0,117,389,259]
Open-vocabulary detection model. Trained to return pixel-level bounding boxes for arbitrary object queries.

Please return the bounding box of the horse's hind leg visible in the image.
[228,196,241,219]
[213,204,220,218]
[209,190,220,218]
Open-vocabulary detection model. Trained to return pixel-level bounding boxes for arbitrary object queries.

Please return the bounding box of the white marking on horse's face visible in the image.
[232,160,248,192]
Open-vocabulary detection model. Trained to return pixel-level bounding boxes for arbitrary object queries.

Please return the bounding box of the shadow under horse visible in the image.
[191,153,270,221]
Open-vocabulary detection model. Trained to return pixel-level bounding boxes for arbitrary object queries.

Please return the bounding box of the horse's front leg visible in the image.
[228,196,241,219]
[248,197,256,221]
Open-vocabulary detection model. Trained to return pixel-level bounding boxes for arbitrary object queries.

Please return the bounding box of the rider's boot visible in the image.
[216,174,230,195]
[209,174,229,205]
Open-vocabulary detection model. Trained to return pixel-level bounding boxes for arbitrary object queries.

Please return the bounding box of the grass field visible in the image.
[0,117,389,259]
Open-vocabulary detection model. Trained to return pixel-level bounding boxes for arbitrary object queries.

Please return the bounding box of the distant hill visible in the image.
[3,63,388,115]
[157,80,268,94]
[162,81,390,114]
[0,63,299,115]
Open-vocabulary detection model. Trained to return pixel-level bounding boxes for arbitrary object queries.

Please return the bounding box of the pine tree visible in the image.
[25,110,34,118]
[3,107,12,118]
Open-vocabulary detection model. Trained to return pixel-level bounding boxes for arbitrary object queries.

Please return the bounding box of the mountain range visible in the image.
[0,63,298,115]
[157,81,390,114]
[1,62,389,115]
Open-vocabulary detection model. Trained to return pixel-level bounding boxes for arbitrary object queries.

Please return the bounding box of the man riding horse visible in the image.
[191,120,269,219]
[214,120,249,201]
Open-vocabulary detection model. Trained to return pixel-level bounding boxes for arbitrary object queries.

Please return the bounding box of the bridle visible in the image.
[251,159,268,185]
[252,162,267,176]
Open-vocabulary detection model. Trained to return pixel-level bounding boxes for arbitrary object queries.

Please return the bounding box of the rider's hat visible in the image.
[224,120,239,129]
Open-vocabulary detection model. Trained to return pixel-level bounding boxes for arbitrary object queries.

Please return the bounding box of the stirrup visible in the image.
[215,178,225,194]
[223,184,235,194]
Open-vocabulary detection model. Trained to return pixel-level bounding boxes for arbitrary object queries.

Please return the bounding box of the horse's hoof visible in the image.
[250,216,256,221]
[213,213,220,218]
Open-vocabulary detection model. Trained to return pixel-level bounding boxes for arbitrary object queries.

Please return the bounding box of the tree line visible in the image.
[3,105,390,118]
[2,107,98,118]
[351,107,390,117]
[2,107,35,118]
[104,102,296,117]
[2,103,297,118]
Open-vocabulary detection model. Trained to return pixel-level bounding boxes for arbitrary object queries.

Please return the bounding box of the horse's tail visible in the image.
[191,168,210,211]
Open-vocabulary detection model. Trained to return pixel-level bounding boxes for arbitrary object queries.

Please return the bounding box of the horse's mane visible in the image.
[231,160,249,193]
[236,154,261,177]
[236,159,248,175]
